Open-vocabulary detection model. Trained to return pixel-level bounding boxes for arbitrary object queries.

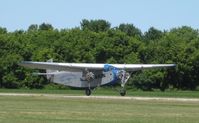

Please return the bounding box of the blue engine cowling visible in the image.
[103,64,120,85]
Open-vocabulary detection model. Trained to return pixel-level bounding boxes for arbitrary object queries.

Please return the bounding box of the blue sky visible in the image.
[0,0,198,32]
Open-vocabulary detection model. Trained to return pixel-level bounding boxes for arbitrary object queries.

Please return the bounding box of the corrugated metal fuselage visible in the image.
[51,70,118,88]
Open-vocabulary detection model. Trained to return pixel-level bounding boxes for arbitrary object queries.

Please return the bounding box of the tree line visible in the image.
[0,19,199,91]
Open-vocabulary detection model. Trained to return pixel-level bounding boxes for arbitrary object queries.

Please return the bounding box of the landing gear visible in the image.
[82,69,95,96]
[118,70,131,96]
[120,89,126,96]
[85,88,92,96]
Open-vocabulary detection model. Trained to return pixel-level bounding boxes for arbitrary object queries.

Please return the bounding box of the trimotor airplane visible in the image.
[19,59,175,96]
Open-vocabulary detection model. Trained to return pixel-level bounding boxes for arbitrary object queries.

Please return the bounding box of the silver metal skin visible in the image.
[19,61,176,72]
[19,60,176,96]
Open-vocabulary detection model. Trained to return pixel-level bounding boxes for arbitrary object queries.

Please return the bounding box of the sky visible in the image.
[0,0,199,32]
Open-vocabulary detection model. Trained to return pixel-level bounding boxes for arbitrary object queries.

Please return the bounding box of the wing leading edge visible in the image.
[19,61,176,72]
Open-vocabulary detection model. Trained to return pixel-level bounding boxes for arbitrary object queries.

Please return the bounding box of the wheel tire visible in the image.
[120,89,126,96]
[85,89,91,96]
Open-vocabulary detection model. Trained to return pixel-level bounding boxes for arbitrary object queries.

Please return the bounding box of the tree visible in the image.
[28,24,38,31]
[39,23,53,31]
[81,19,111,32]
[118,23,142,38]
[130,70,165,91]
[144,27,163,41]
[0,27,7,34]
[0,20,199,90]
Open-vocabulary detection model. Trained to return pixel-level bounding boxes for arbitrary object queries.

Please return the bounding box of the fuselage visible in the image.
[49,64,120,88]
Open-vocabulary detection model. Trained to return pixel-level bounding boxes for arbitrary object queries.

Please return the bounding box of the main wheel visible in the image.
[120,89,126,96]
[85,88,91,96]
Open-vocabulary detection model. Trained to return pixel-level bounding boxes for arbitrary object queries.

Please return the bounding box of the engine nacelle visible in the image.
[117,70,130,81]
[85,72,94,81]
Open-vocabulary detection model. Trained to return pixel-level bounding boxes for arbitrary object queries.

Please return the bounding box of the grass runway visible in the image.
[0,94,199,123]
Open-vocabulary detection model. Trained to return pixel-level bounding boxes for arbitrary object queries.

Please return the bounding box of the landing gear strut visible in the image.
[118,70,131,96]
[82,69,94,96]
[85,88,92,96]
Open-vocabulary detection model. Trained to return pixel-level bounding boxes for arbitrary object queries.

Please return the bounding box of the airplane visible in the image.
[19,59,176,96]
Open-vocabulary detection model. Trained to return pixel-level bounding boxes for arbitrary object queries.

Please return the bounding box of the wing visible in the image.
[19,61,104,72]
[113,64,176,71]
[19,61,175,72]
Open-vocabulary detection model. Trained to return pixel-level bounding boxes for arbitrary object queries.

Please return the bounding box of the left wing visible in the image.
[19,61,176,72]
[19,61,104,72]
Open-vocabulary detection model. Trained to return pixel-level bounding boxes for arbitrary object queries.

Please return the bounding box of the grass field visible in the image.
[0,95,199,123]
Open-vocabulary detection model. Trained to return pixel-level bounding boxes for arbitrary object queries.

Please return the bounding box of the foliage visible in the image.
[0,19,199,90]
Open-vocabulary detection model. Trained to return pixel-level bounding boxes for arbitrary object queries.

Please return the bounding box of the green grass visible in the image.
[0,95,199,123]
[0,88,199,98]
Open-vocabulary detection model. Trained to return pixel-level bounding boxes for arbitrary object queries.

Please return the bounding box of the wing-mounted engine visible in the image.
[116,70,131,96]
[117,70,130,87]
[81,69,95,82]
[104,64,131,86]
[104,64,131,96]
